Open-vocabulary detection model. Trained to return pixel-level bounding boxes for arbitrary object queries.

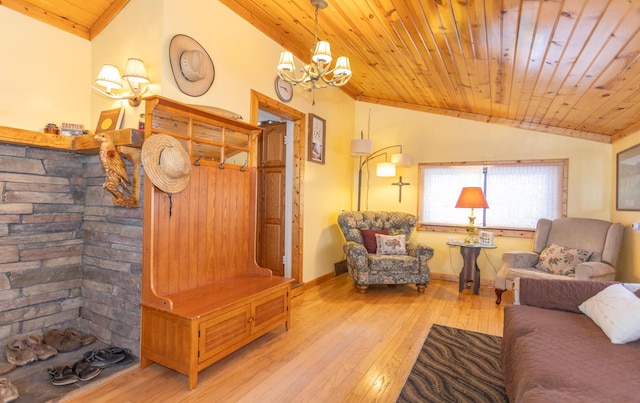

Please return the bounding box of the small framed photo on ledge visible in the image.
[308,114,325,164]
[478,230,494,245]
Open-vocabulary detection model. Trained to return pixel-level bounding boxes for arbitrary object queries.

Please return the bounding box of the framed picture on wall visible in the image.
[616,143,640,211]
[308,114,326,164]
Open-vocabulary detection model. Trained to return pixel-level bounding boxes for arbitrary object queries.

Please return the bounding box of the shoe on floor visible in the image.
[0,361,15,376]
[82,349,125,368]
[65,328,97,346]
[48,365,79,386]
[26,334,58,361]
[43,329,82,353]
[0,377,19,402]
[72,360,101,381]
[102,346,135,365]
[4,337,37,366]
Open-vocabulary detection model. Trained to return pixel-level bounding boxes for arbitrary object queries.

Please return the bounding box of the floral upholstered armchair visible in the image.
[337,211,434,293]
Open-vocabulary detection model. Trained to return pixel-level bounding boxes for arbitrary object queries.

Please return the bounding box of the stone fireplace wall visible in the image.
[0,142,143,357]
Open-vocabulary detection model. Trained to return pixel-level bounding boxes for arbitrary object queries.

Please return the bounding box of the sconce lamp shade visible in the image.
[391,153,411,166]
[123,58,149,84]
[350,139,373,155]
[95,64,122,92]
[376,162,396,177]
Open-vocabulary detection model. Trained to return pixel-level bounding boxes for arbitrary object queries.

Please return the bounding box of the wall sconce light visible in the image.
[92,58,150,107]
[455,187,489,243]
[350,143,411,211]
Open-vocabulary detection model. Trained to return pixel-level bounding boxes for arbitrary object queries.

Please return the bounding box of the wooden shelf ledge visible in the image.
[0,126,144,155]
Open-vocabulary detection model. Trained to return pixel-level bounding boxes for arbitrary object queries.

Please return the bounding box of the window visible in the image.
[419,160,567,230]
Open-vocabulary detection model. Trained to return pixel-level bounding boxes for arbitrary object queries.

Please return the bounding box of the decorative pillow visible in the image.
[579,284,640,344]
[375,234,406,255]
[535,243,592,275]
[360,229,389,253]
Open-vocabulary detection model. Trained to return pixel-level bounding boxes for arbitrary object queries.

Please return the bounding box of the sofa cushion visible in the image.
[360,229,388,253]
[579,284,640,344]
[535,243,592,275]
[375,234,406,255]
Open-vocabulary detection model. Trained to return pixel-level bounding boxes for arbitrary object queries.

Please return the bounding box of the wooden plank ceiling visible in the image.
[4,0,640,143]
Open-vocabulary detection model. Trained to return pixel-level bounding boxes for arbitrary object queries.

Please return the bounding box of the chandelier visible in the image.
[276,0,352,92]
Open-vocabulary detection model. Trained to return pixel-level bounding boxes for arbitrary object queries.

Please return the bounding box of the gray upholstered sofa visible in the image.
[337,211,434,293]
[502,278,640,402]
[495,217,623,304]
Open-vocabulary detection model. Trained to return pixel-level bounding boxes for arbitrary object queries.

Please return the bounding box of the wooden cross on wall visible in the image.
[391,176,410,203]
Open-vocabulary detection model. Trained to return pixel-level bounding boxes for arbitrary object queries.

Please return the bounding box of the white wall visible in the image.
[353,102,614,282]
[0,8,90,131]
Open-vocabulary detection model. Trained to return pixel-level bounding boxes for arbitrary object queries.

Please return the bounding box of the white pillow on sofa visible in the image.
[578,284,640,344]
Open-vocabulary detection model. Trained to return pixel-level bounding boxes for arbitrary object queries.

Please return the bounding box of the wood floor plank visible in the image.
[63,275,506,402]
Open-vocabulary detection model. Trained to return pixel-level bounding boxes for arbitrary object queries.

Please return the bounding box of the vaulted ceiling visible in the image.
[5,0,640,143]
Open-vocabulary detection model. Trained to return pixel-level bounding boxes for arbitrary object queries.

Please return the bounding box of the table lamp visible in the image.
[455,187,489,243]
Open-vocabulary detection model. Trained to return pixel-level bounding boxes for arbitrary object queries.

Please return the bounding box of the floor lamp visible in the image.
[351,142,411,211]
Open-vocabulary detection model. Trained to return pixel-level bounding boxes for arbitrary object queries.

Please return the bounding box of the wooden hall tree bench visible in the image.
[139,97,293,390]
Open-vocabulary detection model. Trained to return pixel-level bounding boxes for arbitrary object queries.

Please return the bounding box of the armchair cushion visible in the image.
[535,243,593,275]
[375,234,406,255]
[360,229,388,253]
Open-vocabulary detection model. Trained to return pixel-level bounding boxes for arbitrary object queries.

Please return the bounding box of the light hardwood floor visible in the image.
[63,275,509,403]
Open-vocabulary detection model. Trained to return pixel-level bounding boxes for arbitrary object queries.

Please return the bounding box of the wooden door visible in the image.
[257,122,286,277]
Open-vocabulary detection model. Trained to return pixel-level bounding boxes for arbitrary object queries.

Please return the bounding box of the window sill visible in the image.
[416,224,534,238]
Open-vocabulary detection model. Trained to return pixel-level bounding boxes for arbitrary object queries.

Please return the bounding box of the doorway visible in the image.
[250,90,305,289]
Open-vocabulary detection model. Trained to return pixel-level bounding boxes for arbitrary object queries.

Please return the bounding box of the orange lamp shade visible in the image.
[455,187,489,209]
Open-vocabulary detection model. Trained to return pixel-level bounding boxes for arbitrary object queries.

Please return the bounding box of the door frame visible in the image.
[250,90,305,288]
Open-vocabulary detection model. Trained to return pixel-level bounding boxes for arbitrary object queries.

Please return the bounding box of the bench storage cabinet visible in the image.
[139,97,293,389]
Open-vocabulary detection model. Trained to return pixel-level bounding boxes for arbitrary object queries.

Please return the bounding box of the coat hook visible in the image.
[194,151,202,166]
[219,156,228,169]
[240,160,247,172]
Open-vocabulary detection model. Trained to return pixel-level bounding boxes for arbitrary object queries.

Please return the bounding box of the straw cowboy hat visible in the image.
[141,134,191,194]
[169,34,215,97]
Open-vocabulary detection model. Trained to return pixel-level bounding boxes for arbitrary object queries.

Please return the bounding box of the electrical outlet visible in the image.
[632,222,640,233]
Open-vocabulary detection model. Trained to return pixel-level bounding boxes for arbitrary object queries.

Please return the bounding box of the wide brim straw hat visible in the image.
[141,134,192,194]
[169,34,215,97]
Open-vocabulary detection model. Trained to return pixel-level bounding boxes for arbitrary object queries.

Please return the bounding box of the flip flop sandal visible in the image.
[26,334,58,361]
[48,365,79,386]
[82,349,125,368]
[102,347,135,365]
[0,377,19,402]
[72,360,101,381]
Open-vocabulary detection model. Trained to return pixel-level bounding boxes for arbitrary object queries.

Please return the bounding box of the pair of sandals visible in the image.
[48,347,133,386]
[48,361,100,386]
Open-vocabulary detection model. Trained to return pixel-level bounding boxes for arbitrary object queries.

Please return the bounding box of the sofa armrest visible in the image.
[575,261,616,280]
[518,278,617,313]
[406,242,434,261]
[502,251,539,268]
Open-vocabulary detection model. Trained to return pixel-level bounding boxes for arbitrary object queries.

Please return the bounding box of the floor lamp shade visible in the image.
[351,139,372,155]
